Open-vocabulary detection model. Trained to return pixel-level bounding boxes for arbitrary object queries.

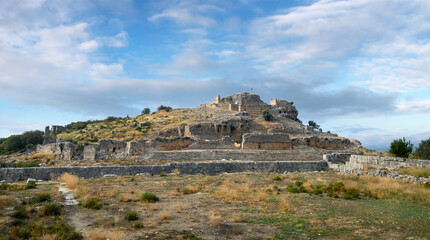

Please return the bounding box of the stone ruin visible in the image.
[31,92,359,162]
[44,125,66,136]
[207,92,300,121]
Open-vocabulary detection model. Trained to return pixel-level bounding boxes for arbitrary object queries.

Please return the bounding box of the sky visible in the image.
[0,0,429,150]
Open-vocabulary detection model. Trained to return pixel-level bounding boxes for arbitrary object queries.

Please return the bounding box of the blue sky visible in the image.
[1,0,430,150]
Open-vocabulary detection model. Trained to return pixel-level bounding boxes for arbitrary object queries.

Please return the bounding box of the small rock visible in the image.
[103,174,117,178]
[27,178,37,183]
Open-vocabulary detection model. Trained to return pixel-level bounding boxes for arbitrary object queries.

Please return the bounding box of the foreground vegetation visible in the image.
[2,171,429,239]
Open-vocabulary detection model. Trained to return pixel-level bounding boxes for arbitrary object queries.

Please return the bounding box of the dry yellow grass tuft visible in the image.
[59,173,79,189]
[0,195,15,209]
[158,210,171,222]
[279,195,293,211]
[208,210,222,227]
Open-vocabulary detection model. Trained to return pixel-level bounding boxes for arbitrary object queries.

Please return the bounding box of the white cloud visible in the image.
[78,40,99,51]
[396,99,430,113]
[101,31,128,47]
[90,63,124,78]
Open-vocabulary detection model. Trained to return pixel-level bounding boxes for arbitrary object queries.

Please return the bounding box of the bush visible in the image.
[82,198,102,210]
[273,175,282,181]
[308,120,320,129]
[262,109,273,121]
[41,202,61,216]
[24,181,37,189]
[125,211,139,221]
[9,226,31,239]
[413,138,430,160]
[29,194,51,204]
[133,222,143,228]
[389,137,413,158]
[157,105,172,112]
[188,235,203,240]
[286,184,299,193]
[141,192,159,203]
[343,188,360,200]
[141,108,151,115]
[11,205,27,219]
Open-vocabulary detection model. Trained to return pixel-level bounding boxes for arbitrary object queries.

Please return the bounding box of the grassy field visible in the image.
[1,171,429,240]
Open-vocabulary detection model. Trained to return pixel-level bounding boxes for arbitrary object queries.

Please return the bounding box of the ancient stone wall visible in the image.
[149,137,194,150]
[304,137,351,149]
[0,160,329,182]
[36,142,75,160]
[324,153,430,172]
[242,133,292,150]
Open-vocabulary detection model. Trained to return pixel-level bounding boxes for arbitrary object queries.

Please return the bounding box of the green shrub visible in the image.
[188,235,203,240]
[41,202,61,216]
[343,188,360,200]
[262,109,273,121]
[141,192,159,203]
[389,137,413,158]
[11,205,27,219]
[308,120,320,129]
[9,226,31,239]
[24,181,37,189]
[312,185,324,195]
[286,184,299,193]
[273,175,282,181]
[48,222,83,240]
[125,211,139,221]
[82,198,102,210]
[133,222,144,228]
[0,183,10,190]
[424,182,430,188]
[413,138,430,159]
[29,193,51,204]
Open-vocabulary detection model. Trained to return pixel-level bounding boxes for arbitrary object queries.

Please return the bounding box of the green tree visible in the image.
[0,130,43,154]
[262,109,273,121]
[141,108,151,115]
[389,137,413,158]
[413,138,430,160]
[308,120,320,129]
[157,105,172,112]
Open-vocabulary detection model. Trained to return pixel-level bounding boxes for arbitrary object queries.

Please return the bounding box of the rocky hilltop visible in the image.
[14,93,365,165]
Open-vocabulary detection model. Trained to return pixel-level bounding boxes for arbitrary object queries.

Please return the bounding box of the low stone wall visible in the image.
[0,161,328,182]
[324,153,430,172]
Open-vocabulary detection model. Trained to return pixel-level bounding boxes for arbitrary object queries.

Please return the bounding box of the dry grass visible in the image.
[0,195,15,208]
[59,173,79,189]
[85,228,126,240]
[398,167,430,178]
[158,210,171,222]
[182,185,198,194]
[119,193,139,202]
[278,195,292,211]
[208,210,222,227]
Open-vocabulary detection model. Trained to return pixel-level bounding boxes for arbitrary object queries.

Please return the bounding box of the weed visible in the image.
[40,202,61,216]
[29,194,51,204]
[11,205,27,219]
[24,181,37,189]
[59,173,79,189]
[286,184,299,193]
[83,198,102,210]
[133,222,143,228]
[399,167,430,178]
[273,175,282,181]
[182,185,198,194]
[343,188,360,200]
[125,211,139,221]
[141,192,159,203]
[188,235,203,240]
[159,210,171,222]
[9,226,31,239]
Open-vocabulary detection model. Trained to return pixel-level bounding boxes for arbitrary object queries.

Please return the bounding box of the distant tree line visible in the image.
[0,130,44,154]
[389,137,430,159]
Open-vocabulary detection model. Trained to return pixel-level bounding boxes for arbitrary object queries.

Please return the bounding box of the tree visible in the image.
[308,120,320,129]
[157,105,172,112]
[389,137,413,158]
[413,138,430,160]
[141,108,151,115]
[262,109,273,121]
